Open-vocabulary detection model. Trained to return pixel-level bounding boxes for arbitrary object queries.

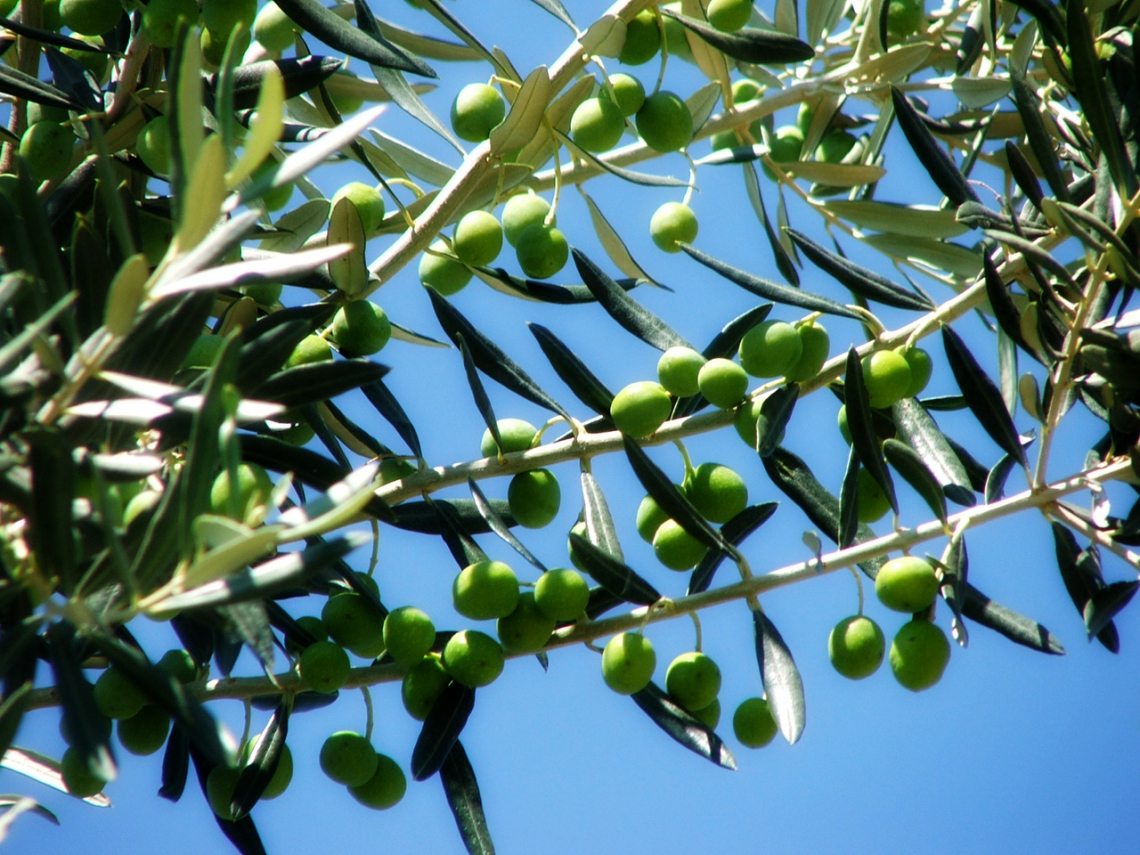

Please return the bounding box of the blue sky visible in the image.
[4,1,1140,853]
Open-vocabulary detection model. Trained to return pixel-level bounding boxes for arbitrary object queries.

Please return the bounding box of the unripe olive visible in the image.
[209,463,273,521]
[901,347,933,398]
[650,202,698,252]
[241,742,293,799]
[442,629,504,687]
[707,0,753,32]
[331,301,391,356]
[733,395,764,449]
[200,25,251,69]
[285,334,333,367]
[285,615,327,656]
[636,91,693,153]
[570,97,627,153]
[402,654,450,720]
[784,322,830,382]
[856,468,891,523]
[419,241,472,296]
[20,121,74,183]
[60,0,122,37]
[142,0,199,49]
[331,182,385,234]
[652,519,708,571]
[202,0,257,42]
[515,223,569,279]
[861,350,912,408]
[181,334,222,370]
[348,754,406,809]
[837,404,852,444]
[605,73,646,116]
[61,747,107,797]
[698,358,749,408]
[886,0,926,38]
[379,457,417,484]
[762,126,804,180]
[451,83,506,142]
[828,615,885,679]
[610,381,672,438]
[298,640,350,693]
[42,0,64,30]
[453,210,503,266]
[657,346,706,397]
[206,765,241,819]
[815,129,858,164]
[739,320,803,378]
[533,568,590,621]
[508,468,561,529]
[685,462,747,524]
[157,648,197,684]
[733,79,763,104]
[501,194,552,247]
[496,592,556,653]
[117,705,171,755]
[662,4,692,60]
[382,607,436,667]
[322,592,386,655]
[890,618,950,690]
[635,494,669,544]
[875,555,939,613]
[733,697,777,747]
[94,666,147,720]
[665,651,722,711]
[320,731,378,787]
[601,632,656,694]
[618,9,660,65]
[253,1,298,52]
[480,418,537,457]
[453,560,520,620]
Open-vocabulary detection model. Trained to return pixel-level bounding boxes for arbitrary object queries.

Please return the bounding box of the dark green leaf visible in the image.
[217,601,276,674]
[231,703,288,821]
[961,582,1065,654]
[630,682,737,770]
[1068,7,1136,197]
[785,229,934,311]
[755,383,799,458]
[1006,0,1065,45]
[0,15,110,53]
[0,63,81,110]
[760,447,887,579]
[890,87,980,207]
[942,326,1027,467]
[528,323,615,416]
[25,428,76,592]
[412,682,475,781]
[468,478,546,572]
[388,499,512,536]
[361,379,423,460]
[432,497,490,568]
[44,47,101,112]
[890,398,975,506]
[272,0,436,76]
[984,450,1019,504]
[568,532,660,606]
[982,254,1039,363]
[1084,581,1139,640]
[0,683,32,760]
[573,249,691,352]
[883,438,948,526]
[843,348,898,514]
[457,334,502,461]
[937,534,968,645]
[955,5,984,74]
[580,471,625,563]
[188,745,268,855]
[1009,65,1070,202]
[1003,140,1045,212]
[743,164,799,286]
[752,610,805,744]
[661,9,814,63]
[623,437,733,555]
[838,446,861,549]
[440,741,496,855]
[254,359,390,410]
[250,691,338,713]
[415,0,511,79]
[476,266,647,303]
[674,305,774,419]
[45,624,116,783]
[220,56,343,110]
[557,131,691,187]
[159,726,189,802]
[680,243,861,320]
[428,288,569,419]
[689,503,779,595]
[1052,522,1118,652]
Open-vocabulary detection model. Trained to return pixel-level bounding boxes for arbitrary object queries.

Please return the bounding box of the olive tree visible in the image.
[0,0,1137,851]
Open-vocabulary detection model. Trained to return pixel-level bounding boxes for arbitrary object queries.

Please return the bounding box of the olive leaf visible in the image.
[660,8,814,64]
[883,438,948,527]
[468,478,546,572]
[630,682,737,770]
[688,503,779,595]
[752,610,806,744]
[412,682,476,781]
[567,533,660,606]
[889,87,980,207]
[528,323,615,416]
[440,741,496,855]
[843,348,898,515]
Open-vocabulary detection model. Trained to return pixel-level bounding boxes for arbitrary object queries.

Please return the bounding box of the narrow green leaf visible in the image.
[579,189,656,284]
[416,0,513,80]
[580,471,625,563]
[568,533,660,606]
[44,47,100,112]
[680,244,861,320]
[961,582,1065,654]
[688,503,779,595]
[661,9,814,63]
[843,348,898,514]
[221,56,343,110]
[883,438,948,526]
[1084,581,1139,640]
[752,610,806,744]
[573,249,691,352]
[159,724,190,802]
[468,478,546,573]
[0,795,58,835]
[45,624,116,784]
[528,323,615,416]
[0,683,32,760]
[890,397,975,507]
[1003,140,1044,212]
[556,130,691,187]
[433,498,490,568]
[230,703,288,821]
[1009,64,1069,202]
[937,534,969,645]
[412,682,476,781]
[982,253,1039,363]
[187,746,268,855]
[1052,522,1118,652]
[785,229,934,311]
[440,741,496,855]
[388,499,510,536]
[25,428,76,592]
[823,200,969,239]
[456,334,502,463]
[254,360,389,411]
[0,63,81,110]
[755,383,799,458]
[490,65,552,155]
[743,164,799,286]
[526,0,576,29]
[630,682,737,770]
[890,87,979,207]
[838,446,861,549]
[0,748,109,807]
[361,379,423,460]
[942,326,1027,467]
[427,288,569,419]
[623,437,733,556]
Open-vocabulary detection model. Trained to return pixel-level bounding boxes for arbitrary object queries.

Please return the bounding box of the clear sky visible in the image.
[4,2,1139,854]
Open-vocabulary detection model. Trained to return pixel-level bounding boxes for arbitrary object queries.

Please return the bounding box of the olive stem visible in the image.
[362,687,375,741]
[689,611,703,652]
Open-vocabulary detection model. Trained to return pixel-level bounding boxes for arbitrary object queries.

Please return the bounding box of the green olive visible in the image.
[889,618,950,690]
[684,462,747,524]
[733,697,777,747]
[784,322,830,383]
[322,591,386,655]
[453,560,520,620]
[665,651,722,711]
[331,301,391,356]
[136,116,171,176]
[419,241,472,295]
[636,91,693,153]
[319,731,378,787]
[828,615,885,679]
[901,347,933,398]
[117,706,171,756]
[253,1,298,52]
[515,223,569,279]
[875,555,939,613]
[707,0,753,32]
[649,202,698,253]
[348,754,406,810]
[382,607,435,667]
[501,194,552,247]
[19,121,74,184]
[209,463,274,521]
[697,358,749,408]
[60,0,122,37]
[739,320,803,378]
[451,83,506,143]
[331,182,385,234]
[480,418,538,457]
[610,381,672,438]
[856,468,891,523]
[657,346,705,397]
[604,73,646,116]
[402,654,450,720]
[652,519,708,571]
[298,640,350,693]
[861,350,912,409]
[452,210,503,266]
[93,666,147,720]
[618,9,660,65]
[533,568,590,622]
[635,494,669,544]
[508,468,561,529]
[61,747,107,797]
[601,632,656,694]
[570,97,627,153]
[442,629,505,687]
[143,0,199,48]
[206,765,241,819]
[496,591,556,653]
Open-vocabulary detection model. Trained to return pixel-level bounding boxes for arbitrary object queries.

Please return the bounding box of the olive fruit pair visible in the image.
[739,320,830,380]
[207,745,293,820]
[665,652,722,712]
[322,589,386,658]
[657,347,748,410]
[860,347,932,408]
